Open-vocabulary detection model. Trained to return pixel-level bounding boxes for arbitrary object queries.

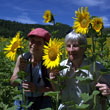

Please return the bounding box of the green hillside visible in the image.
[0,19,72,38]
[0,19,110,39]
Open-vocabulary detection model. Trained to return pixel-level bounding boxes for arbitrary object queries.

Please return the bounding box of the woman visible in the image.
[10,28,53,110]
[50,30,110,110]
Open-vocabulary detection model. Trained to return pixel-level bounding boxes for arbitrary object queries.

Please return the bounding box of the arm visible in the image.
[49,69,60,91]
[22,81,54,93]
[11,55,39,92]
[22,67,55,93]
[10,55,27,86]
[10,55,21,86]
[39,69,57,92]
[39,86,54,92]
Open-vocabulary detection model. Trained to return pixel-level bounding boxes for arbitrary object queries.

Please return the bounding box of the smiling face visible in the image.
[29,36,44,58]
[66,41,85,63]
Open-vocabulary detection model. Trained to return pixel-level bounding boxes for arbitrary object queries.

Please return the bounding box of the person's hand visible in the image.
[19,56,27,71]
[22,81,36,92]
[49,68,59,80]
[96,83,110,96]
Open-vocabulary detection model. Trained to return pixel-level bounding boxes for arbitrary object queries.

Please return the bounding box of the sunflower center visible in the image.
[46,14,49,19]
[48,48,57,61]
[11,41,19,52]
[95,24,100,29]
[81,18,88,28]
[95,22,102,29]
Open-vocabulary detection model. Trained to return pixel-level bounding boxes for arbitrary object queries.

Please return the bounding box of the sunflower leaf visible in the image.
[58,65,68,71]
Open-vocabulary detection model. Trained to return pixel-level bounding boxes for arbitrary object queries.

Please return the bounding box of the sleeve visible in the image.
[96,62,110,86]
[98,74,110,86]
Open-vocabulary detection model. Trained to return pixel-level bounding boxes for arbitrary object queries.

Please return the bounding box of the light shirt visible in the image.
[58,59,107,110]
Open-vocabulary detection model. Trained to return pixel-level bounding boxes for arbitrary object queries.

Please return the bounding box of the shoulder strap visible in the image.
[23,52,33,97]
[41,61,51,87]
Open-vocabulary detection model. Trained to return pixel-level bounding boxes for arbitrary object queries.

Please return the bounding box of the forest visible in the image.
[0,19,72,39]
[0,19,110,39]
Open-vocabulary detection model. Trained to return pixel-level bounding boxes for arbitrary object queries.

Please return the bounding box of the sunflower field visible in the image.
[0,7,110,110]
[0,32,110,110]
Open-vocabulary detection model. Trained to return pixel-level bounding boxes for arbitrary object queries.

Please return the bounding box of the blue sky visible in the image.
[0,0,110,27]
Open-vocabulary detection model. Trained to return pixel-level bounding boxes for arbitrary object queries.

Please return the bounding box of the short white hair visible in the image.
[65,30,87,46]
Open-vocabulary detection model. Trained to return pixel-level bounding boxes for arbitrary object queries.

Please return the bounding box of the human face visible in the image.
[29,36,44,57]
[66,41,85,62]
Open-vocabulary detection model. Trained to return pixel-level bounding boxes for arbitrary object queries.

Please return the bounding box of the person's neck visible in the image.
[72,57,84,71]
[31,55,42,66]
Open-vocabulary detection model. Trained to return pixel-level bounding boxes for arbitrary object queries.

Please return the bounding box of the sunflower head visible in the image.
[91,17,103,33]
[42,38,63,69]
[43,10,54,23]
[73,7,91,34]
[4,32,23,61]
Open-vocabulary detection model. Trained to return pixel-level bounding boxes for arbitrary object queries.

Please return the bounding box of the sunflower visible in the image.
[43,10,54,23]
[42,38,63,69]
[91,17,103,33]
[73,7,91,34]
[4,32,23,61]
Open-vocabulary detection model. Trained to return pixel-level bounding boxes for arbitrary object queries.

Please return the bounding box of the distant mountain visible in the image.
[0,19,72,38]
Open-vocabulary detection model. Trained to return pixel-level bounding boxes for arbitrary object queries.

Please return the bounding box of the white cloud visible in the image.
[6,13,37,24]
[15,16,37,24]
[13,6,28,12]
[73,0,104,6]
[69,0,110,11]
[12,5,44,16]
[103,16,110,27]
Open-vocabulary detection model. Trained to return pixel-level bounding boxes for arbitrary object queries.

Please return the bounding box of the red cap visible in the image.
[27,28,51,42]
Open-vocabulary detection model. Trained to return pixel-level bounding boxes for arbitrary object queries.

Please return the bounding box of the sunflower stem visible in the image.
[92,34,96,75]
[91,32,97,110]
[22,87,26,110]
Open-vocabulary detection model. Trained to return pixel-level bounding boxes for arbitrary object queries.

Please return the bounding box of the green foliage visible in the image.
[41,108,52,110]
[75,104,90,109]
[0,41,18,109]
[75,76,92,82]
[0,24,110,109]
[0,19,72,39]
